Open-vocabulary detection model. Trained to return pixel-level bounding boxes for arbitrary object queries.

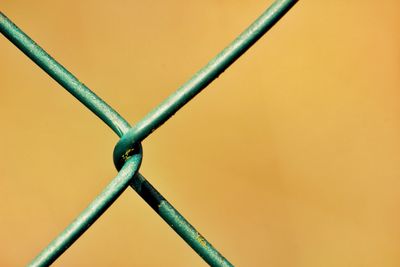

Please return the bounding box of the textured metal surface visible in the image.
[0,0,298,266]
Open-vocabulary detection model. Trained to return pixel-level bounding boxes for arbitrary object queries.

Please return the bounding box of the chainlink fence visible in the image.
[0,0,298,266]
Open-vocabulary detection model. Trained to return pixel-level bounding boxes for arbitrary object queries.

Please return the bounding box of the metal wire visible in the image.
[0,11,233,267]
[113,0,298,169]
[0,0,298,266]
[29,154,143,266]
[0,12,130,137]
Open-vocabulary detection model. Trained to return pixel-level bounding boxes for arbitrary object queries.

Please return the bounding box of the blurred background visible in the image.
[1,0,399,266]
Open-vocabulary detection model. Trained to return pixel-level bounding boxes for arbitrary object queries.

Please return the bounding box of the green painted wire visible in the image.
[113,0,298,169]
[0,12,130,137]
[1,0,298,265]
[29,153,143,267]
[131,173,233,267]
[0,11,233,267]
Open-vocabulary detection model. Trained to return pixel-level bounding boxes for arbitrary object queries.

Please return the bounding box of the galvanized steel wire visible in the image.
[0,0,298,266]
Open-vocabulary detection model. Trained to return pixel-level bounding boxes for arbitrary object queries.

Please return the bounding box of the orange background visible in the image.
[1,1,400,266]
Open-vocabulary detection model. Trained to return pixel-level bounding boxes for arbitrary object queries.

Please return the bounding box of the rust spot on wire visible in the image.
[196,233,207,248]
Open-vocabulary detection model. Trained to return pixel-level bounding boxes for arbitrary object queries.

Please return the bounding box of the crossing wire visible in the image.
[0,0,298,266]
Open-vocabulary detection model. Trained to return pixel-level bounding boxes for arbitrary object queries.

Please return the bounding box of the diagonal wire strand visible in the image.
[0,0,298,266]
[29,155,143,267]
[0,10,234,267]
[113,0,298,168]
[0,11,130,137]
